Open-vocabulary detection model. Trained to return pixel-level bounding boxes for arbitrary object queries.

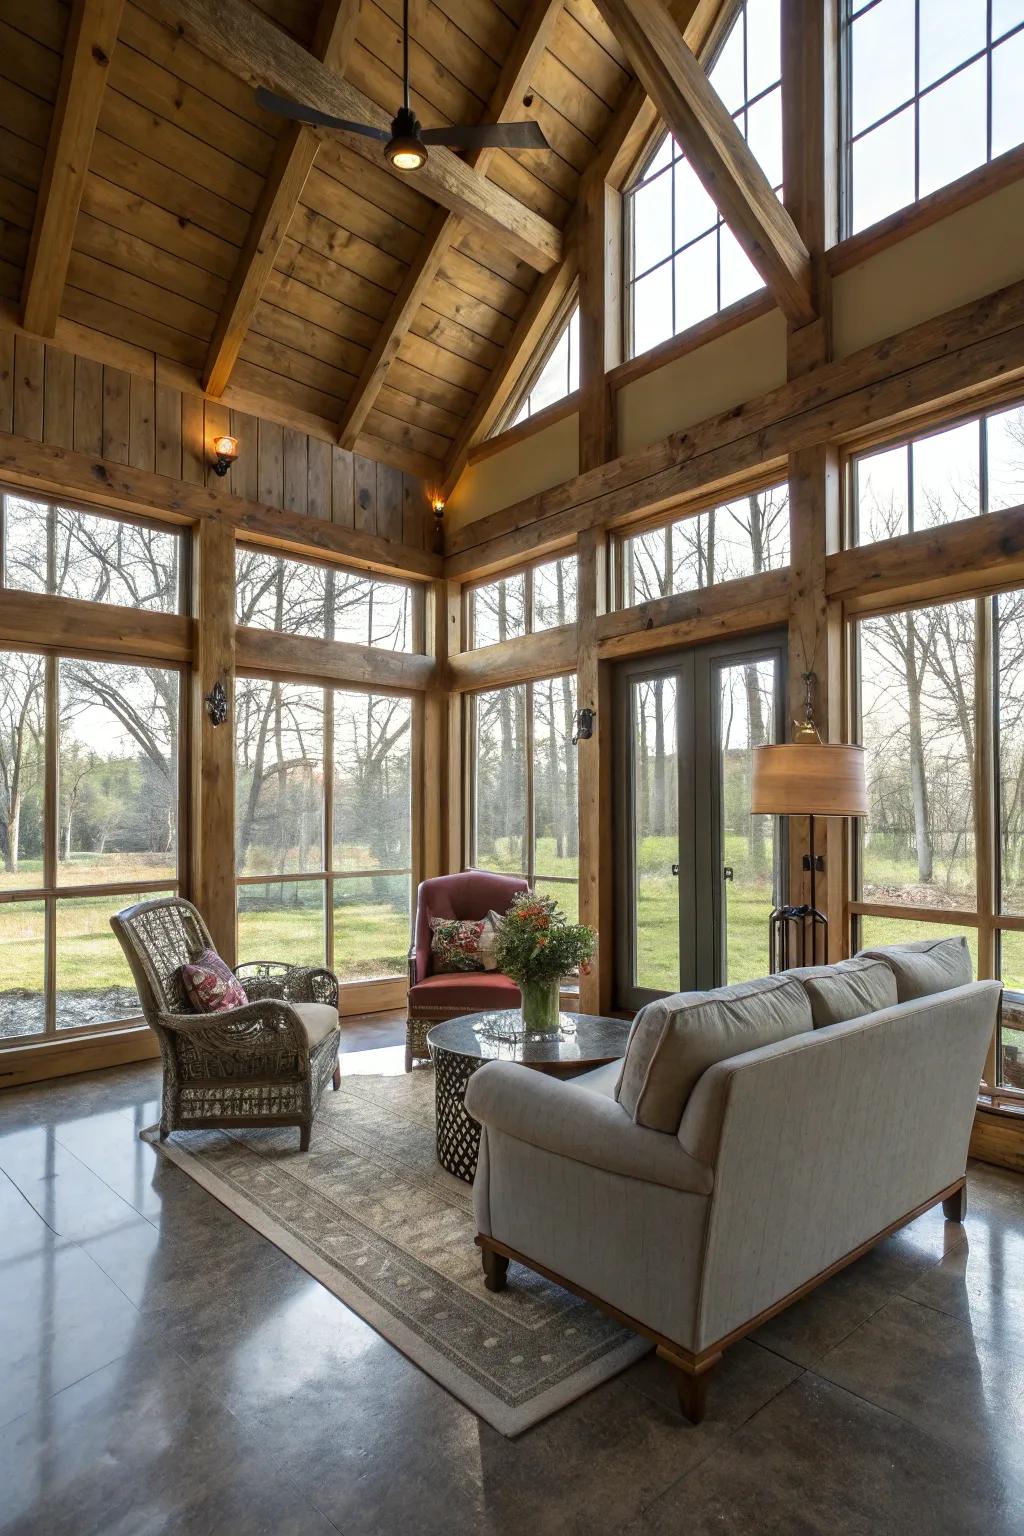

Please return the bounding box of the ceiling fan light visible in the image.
[387,135,428,170]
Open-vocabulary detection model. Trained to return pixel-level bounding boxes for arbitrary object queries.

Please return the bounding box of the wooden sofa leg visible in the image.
[332,1059,341,1090]
[659,1349,719,1426]
[943,1183,967,1222]
[299,1124,311,1152]
[482,1249,509,1293]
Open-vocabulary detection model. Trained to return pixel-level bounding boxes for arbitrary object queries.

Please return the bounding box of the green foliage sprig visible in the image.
[492,892,597,985]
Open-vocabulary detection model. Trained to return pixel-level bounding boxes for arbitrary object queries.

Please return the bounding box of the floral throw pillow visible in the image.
[430,917,486,973]
[179,948,248,1013]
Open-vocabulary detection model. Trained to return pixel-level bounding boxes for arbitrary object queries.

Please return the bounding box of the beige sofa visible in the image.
[465,939,998,1423]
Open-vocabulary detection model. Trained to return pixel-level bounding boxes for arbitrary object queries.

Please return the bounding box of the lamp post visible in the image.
[751,673,868,969]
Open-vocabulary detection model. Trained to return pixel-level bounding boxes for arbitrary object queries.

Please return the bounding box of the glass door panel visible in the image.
[631,675,680,993]
[715,658,779,984]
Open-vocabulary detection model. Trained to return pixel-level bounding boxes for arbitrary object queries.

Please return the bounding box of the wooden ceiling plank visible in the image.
[592,0,815,327]
[202,0,360,397]
[336,0,565,450]
[150,0,563,273]
[22,0,126,338]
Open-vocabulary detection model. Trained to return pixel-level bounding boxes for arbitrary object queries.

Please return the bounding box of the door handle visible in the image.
[723,866,734,882]
[671,863,679,877]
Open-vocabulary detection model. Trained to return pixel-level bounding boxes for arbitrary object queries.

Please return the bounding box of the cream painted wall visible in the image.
[446,410,580,533]
[833,179,1024,357]
[616,308,789,456]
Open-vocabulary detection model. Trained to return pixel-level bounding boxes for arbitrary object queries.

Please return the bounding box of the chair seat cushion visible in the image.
[784,956,898,1027]
[408,971,521,1011]
[292,1002,340,1049]
[616,974,813,1133]
[857,936,972,1001]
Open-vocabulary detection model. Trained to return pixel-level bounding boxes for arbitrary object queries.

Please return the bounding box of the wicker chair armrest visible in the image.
[236,962,339,1009]
[155,999,309,1061]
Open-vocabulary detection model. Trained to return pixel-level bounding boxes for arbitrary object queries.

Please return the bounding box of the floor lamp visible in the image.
[751,676,868,970]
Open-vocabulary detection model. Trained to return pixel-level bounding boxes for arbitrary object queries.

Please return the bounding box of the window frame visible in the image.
[464,551,579,650]
[839,0,1024,239]
[233,670,419,989]
[0,642,189,1048]
[492,287,580,440]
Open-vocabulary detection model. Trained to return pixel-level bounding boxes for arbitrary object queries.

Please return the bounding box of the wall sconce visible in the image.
[211,435,239,477]
[204,680,229,726]
[429,490,446,554]
[572,707,595,745]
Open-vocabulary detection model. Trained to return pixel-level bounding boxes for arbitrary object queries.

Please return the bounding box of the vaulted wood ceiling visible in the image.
[0,0,750,485]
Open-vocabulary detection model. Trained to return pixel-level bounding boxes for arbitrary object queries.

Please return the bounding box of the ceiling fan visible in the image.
[256,0,549,172]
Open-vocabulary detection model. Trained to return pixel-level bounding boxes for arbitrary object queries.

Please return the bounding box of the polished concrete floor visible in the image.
[2,1016,1024,1536]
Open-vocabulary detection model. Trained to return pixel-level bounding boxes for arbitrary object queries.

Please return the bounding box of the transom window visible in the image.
[468,556,578,648]
[843,0,1024,235]
[625,0,781,357]
[622,484,790,607]
[504,305,580,431]
[235,547,419,652]
[851,400,1024,543]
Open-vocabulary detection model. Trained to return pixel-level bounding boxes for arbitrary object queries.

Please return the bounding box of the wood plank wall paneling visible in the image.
[2,334,429,548]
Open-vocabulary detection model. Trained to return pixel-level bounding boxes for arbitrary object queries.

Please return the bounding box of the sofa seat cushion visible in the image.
[292,1002,339,1050]
[785,956,898,1027]
[616,975,813,1133]
[408,971,521,1012]
[857,936,972,1001]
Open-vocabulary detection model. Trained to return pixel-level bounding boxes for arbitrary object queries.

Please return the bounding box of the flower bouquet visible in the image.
[492,892,597,1036]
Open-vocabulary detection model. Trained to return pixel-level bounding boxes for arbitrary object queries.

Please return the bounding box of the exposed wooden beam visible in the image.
[0,587,191,662]
[443,274,1024,578]
[235,626,438,691]
[337,0,564,451]
[593,0,816,327]
[153,0,562,274]
[446,622,577,690]
[578,178,621,472]
[203,0,360,398]
[594,567,790,657]
[22,0,125,337]
[439,0,726,494]
[0,429,443,581]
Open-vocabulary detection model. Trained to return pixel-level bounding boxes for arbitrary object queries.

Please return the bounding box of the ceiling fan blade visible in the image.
[420,121,549,152]
[255,88,389,142]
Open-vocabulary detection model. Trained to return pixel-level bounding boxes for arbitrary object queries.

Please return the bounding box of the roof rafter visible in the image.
[336,0,565,452]
[202,0,361,398]
[592,0,816,327]
[153,0,563,275]
[22,0,126,338]
[440,0,725,494]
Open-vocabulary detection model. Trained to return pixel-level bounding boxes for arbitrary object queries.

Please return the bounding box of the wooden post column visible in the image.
[578,178,622,474]
[781,0,846,955]
[577,528,613,1013]
[190,519,237,961]
[422,578,462,880]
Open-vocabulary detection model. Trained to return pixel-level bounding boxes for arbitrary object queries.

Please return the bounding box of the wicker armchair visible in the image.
[111,896,341,1150]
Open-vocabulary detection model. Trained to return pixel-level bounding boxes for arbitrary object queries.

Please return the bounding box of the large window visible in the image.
[235,680,413,982]
[853,404,1024,543]
[854,585,1024,1090]
[0,651,182,1043]
[469,676,579,922]
[504,305,580,431]
[468,556,578,648]
[625,0,781,357]
[2,491,184,611]
[622,483,790,606]
[843,0,1024,236]
[235,547,418,652]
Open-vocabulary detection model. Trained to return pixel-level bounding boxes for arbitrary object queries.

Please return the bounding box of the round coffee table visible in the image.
[427,1011,630,1182]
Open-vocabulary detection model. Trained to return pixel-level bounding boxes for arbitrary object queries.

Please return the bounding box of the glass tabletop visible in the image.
[426,1011,630,1069]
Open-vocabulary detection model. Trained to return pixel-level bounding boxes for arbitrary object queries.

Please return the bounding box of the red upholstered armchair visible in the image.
[405,871,528,1071]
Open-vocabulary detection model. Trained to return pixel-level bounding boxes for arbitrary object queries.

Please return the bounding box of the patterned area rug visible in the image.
[142,1069,648,1436]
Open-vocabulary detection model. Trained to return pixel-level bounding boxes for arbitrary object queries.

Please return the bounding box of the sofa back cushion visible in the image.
[857,935,972,1001]
[785,956,897,1028]
[615,974,813,1133]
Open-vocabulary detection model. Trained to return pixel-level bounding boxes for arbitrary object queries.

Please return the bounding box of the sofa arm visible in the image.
[465,1061,714,1196]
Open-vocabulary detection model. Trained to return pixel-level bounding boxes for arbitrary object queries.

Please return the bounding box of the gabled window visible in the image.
[842,0,1024,236]
[624,0,782,358]
[503,305,580,432]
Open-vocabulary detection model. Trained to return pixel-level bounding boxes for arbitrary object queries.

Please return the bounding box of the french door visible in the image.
[613,633,787,1011]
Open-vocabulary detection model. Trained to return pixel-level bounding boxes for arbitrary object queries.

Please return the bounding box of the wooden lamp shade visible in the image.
[750,744,868,818]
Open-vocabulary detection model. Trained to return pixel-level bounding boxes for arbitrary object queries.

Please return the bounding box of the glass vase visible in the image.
[520,976,561,1035]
